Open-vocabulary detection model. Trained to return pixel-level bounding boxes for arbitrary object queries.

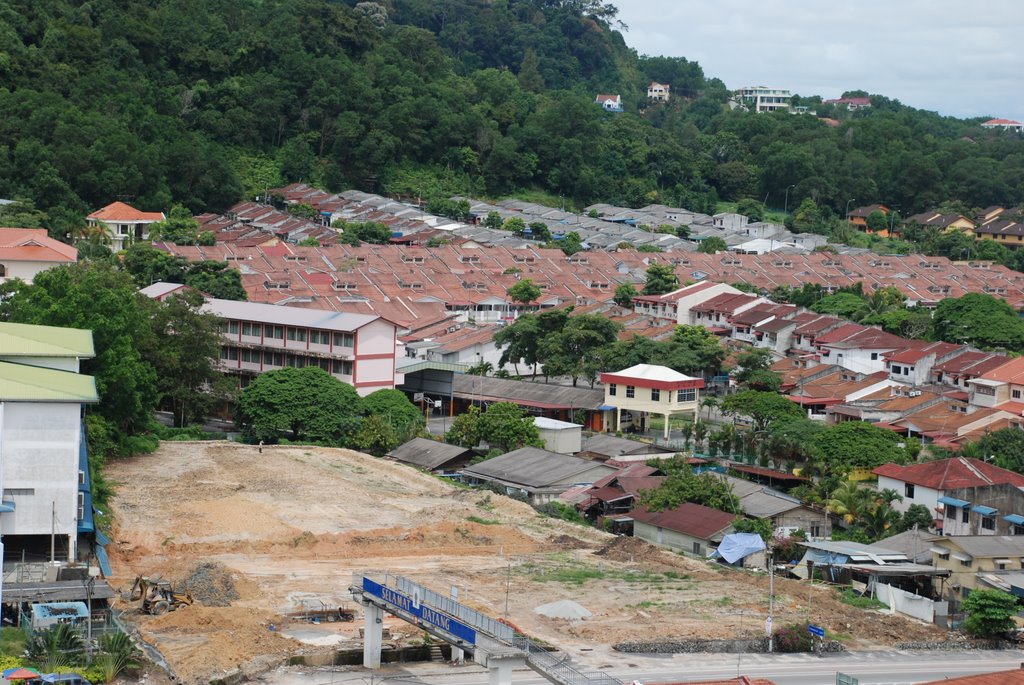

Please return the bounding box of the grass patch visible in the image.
[532,567,605,585]
[837,588,887,610]
[714,596,733,607]
[466,515,500,525]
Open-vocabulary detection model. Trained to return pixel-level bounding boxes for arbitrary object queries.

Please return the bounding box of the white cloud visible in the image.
[616,0,1024,118]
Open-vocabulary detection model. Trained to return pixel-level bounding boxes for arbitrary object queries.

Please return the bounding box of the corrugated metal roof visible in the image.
[0,322,94,358]
[202,297,383,331]
[0,362,98,402]
[387,437,475,471]
[3,580,116,602]
[452,375,605,410]
[461,447,614,489]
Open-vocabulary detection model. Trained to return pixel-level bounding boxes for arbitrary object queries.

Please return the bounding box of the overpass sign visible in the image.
[362,576,477,644]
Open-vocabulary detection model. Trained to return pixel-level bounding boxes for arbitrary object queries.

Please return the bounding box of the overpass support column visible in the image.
[487,654,526,685]
[362,602,384,669]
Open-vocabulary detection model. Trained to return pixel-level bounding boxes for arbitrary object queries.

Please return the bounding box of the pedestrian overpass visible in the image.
[350,573,622,685]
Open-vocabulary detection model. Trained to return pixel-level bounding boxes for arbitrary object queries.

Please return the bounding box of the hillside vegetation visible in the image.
[2,0,1023,236]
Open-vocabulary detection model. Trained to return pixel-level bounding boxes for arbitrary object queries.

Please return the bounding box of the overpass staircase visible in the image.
[350,572,621,685]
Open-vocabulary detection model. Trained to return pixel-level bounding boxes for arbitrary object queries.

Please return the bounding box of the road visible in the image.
[261,649,1024,685]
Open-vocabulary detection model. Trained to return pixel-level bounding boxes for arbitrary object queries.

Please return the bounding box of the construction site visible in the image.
[106,441,945,684]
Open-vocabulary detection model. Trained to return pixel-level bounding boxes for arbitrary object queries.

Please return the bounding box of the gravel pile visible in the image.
[181,561,240,607]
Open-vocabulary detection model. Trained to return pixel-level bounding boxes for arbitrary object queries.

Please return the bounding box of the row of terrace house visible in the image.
[632,280,1024,449]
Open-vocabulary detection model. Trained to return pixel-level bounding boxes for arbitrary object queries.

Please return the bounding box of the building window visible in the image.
[946,506,956,519]
[242,322,259,337]
[265,325,284,339]
[905,483,915,499]
[891,365,902,375]
[219,347,239,361]
[1014,525,1024,536]
[975,386,995,396]
[962,508,970,523]
[241,349,260,363]
[265,351,284,367]
[333,332,355,348]
[1014,389,1022,400]
[310,330,330,345]
[960,559,973,568]
[2,488,34,497]
[677,388,696,402]
[692,542,702,555]
[982,516,995,531]
[220,321,240,335]
[651,388,661,401]
[626,385,635,398]
[287,327,307,342]
[871,352,878,360]
[0,264,5,278]
[609,384,617,396]
[333,359,353,375]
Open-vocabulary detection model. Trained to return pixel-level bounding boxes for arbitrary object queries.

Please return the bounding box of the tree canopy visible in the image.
[236,367,361,444]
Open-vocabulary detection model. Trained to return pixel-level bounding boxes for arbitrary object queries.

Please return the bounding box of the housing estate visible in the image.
[0,228,77,283]
[87,201,165,252]
[873,457,1024,520]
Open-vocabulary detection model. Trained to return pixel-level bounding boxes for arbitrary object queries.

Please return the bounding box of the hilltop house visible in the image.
[595,94,623,112]
[87,201,165,252]
[0,228,77,283]
[647,82,670,102]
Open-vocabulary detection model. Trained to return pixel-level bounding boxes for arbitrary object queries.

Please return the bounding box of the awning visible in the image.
[929,547,950,556]
[597,405,616,411]
[951,552,973,562]
[95,546,112,577]
[995,558,1012,565]
[938,496,970,508]
[1006,514,1024,525]
[0,501,15,513]
[973,505,998,516]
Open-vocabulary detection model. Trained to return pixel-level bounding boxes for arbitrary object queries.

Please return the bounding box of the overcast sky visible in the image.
[616,1,1024,120]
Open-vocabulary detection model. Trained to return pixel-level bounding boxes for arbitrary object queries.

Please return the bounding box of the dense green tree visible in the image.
[507,278,542,305]
[477,401,543,453]
[733,517,773,543]
[360,388,424,444]
[697,236,728,253]
[671,325,728,372]
[898,504,936,533]
[642,263,680,295]
[540,314,622,385]
[933,293,1024,350]
[236,367,361,444]
[962,589,1019,638]
[557,231,584,256]
[149,204,201,245]
[720,391,802,431]
[446,405,482,448]
[640,461,740,513]
[352,414,400,457]
[143,290,232,428]
[3,262,158,439]
[976,428,1024,474]
[812,421,911,470]
[613,283,638,308]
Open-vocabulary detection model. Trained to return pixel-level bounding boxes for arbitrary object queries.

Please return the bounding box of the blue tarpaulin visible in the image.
[711,532,767,564]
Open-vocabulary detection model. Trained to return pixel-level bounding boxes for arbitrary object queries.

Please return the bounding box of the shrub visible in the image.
[536,501,587,525]
[773,622,814,653]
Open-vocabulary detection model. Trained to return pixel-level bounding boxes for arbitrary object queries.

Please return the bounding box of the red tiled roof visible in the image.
[0,228,77,262]
[630,503,738,540]
[873,457,1024,490]
[87,201,164,222]
[980,356,1024,384]
[655,678,778,685]
[915,668,1024,684]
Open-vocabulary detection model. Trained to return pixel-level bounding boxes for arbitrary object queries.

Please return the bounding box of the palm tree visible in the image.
[827,482,874,525]
[693,421,708,453]
[701,396,719,421]
[680,422,693,450]
[862,502,902,540]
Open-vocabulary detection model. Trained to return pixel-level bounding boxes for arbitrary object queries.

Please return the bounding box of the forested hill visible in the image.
[2,0,1022,237]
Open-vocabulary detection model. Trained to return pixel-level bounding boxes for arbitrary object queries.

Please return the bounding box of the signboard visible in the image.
[764,616,772,637]
[836,674,859,685]
[362,577,476,644]
[413,393,424,403]
[808,624,825,638]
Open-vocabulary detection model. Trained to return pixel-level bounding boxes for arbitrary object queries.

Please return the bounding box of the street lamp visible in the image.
[784,184,796,216]
[845,199,856,227]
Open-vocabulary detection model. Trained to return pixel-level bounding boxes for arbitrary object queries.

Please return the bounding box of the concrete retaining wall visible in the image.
[613,638,845,654]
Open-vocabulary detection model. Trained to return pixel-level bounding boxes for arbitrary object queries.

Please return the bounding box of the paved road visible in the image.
[261,650,1024,685]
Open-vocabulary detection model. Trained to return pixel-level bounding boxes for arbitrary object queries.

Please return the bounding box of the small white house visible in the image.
[534,416,582,454]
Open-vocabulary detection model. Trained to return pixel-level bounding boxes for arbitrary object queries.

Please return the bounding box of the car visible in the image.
[28,674,93,685]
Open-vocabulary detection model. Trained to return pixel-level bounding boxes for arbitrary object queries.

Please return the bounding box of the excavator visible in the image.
[128,576,194,615]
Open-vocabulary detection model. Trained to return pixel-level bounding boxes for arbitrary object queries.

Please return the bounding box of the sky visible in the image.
[615,0,1024,120]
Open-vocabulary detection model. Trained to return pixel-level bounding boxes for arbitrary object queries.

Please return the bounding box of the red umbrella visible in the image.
[3,668,41,680]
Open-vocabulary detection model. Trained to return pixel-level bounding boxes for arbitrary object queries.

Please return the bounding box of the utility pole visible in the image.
[767,549,775,652]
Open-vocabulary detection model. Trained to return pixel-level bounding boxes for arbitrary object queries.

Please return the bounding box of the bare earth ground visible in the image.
[106,442,943,684]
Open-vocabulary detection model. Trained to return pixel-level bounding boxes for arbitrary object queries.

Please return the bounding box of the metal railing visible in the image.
[355,573,621,685]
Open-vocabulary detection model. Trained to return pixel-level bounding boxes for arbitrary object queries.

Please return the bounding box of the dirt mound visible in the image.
[547,534,594,550]
[180,561,239,607]
[139,605,298,683]
[595,536,667,562]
